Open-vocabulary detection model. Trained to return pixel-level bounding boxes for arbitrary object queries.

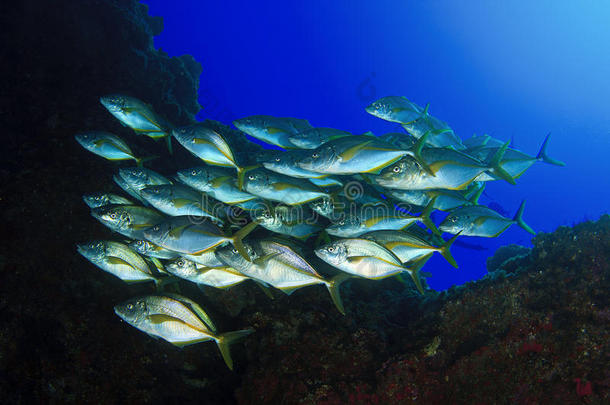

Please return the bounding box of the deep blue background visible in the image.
[143,0,609,290]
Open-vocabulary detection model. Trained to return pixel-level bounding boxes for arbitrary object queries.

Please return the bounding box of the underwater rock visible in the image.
[486,243,531,274]
[1,0,201,176]
[235,215,609,404]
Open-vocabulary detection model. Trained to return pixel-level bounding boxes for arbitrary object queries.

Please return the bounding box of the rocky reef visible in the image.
[232,215,609,404]
[0,1,608,403]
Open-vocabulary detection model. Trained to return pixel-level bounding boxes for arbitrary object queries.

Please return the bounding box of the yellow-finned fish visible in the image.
[233,115,312,149]
[242,167,328,206]
[75,132,154,166]
[100,94,172,152]
[215,240,350,314]
[114,294,253,370]
[439,200,536,237]
[315,238,431,294]
[77,240,159,285]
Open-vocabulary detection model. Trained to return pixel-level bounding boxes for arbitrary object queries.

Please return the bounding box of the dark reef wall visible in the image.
[0,0,201,175]
[0,1,608,404]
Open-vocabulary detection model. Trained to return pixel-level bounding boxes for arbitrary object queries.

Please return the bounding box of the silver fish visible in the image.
[287,127,352,149]
[75,132,151,166]
[83,192,133,209]
[114,294,253,369]
[165,258,249,289]
[177,166,258,205]
[91,205,165,239]
[233,115,312,149]
[100,95,169,139]
[315,238,429,293]
[242,167,328,205]
[140,184,226,221]
[143,215,258,259]
[77,240,157,285]
[215,241,349,314]
[439,200,535,237]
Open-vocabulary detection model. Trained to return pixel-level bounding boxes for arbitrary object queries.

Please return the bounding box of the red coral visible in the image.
[574,378,592,397]
[517,342,543,355]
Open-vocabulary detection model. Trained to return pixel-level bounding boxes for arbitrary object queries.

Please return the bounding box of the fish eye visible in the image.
[248,175,255,180]
[392,166,400,173]
[191,170,197,176]
[312,153,319,159]
[126,303,134,310]
[328,247,334,252]
[177,260,184,266]
[110,213,117,219]
[153,226,160,231]
[232,248,239,254]
[339,220,345,226]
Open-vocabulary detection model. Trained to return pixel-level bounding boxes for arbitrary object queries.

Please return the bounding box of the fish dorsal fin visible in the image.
[339,140,374,162]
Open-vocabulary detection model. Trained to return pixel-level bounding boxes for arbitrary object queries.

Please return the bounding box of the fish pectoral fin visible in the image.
[338,140,374,162]
[252,253,280,266]
[146,314,181,325]
[131,223,153,230]
[346,256,368,265]
[363,216,386,228]
[265,126,285,134]
[192,137,213,145]
[271,182,295,191]
[172,198,196,208]
[106,256,135,270]
[211,176,234,188]
[169,224,191,238]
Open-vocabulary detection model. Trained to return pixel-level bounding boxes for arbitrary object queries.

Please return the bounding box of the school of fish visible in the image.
[76,94,564,369]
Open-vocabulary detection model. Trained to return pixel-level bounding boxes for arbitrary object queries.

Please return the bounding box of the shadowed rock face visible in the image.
[0,0,201,176]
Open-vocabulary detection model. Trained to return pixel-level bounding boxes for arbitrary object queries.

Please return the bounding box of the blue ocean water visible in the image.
[143,0,609,290]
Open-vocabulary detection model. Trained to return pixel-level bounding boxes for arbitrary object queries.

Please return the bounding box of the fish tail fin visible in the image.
[237,165,261,191]
[215,329,254,370]
[236,167,245,191]
[467,183,485,205]
[512,200,536,235]
[439,231,460,268]
[324,273,351,315]
[403,252,433,294]
[135,155,159,167]
[536,133,565,167]
[165,134,173,155]
[413,131,435,176]
[231,221,259,260]
[488,141,516,185]
[419,197,441,235]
